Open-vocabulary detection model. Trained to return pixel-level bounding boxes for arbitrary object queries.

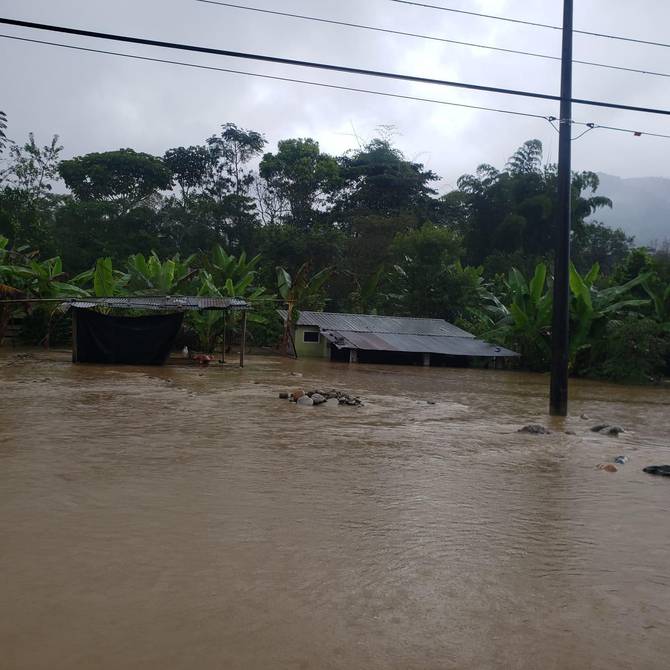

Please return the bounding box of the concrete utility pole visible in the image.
[550,0,574,417]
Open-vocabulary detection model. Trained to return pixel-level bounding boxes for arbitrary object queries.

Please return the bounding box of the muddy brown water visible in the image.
[1,349,669,669]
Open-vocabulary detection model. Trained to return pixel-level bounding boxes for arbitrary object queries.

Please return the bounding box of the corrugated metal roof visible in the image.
[64,296,249,312]
[322,330,518,358]
[278,310,475,338]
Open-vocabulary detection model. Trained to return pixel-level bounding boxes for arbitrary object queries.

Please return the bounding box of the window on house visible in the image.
[303,330,320,343]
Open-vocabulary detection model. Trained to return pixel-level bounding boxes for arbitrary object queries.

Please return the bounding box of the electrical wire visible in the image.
[0,34,551,121]
[195,0,670,79]
[4,33,669,141]
[386,0,670,49]
[2,17,670,117]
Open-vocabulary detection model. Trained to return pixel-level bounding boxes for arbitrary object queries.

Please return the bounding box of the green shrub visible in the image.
[590,316,668,383]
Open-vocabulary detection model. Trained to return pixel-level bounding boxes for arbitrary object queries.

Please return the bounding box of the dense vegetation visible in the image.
[1,111,668,382]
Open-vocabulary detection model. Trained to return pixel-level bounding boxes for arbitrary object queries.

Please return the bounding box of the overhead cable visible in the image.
[0,33,552,121]
[386,0,670,49]
[1,17,670,117]
[195,0,670,79]
[3,33,669,140]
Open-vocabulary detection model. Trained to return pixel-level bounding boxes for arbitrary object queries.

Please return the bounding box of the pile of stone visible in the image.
[279,388,363,407]
[518,424,551,435]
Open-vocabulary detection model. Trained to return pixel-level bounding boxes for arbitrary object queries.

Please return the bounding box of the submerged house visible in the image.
[281,311,518,366]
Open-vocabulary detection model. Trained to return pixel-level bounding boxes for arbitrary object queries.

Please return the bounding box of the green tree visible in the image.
[390,224,484,321]
[454,140,615,269]
[339,138,438,219]
[2,133,63,198]
[260,138,340,230]
[163,145,216,203]
[58,149,172,212]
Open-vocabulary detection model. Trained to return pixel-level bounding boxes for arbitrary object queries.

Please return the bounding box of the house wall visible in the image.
[294,326,330,358]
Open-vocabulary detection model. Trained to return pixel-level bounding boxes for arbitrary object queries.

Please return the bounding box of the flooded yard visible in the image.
[1,350,669,669]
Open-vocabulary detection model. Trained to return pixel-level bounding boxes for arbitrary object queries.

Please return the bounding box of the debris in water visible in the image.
[643,465,670,477]
[597,463,618,473]
[614,455,629,465]
[518,424,551,435]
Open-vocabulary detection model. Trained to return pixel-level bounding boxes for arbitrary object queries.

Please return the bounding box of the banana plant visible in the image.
[642,280,670,333]
[72,257,129,297]
[569,261,650,365]
[190,247,269,353]
[486,262,552,370]
[0,235,87,344]
[277,263,332,357]
[125,251,197,295]
[348,266,386,314]
[207,245,261,286]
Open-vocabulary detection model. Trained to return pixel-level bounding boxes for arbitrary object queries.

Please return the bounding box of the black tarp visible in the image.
[73,309,184,365]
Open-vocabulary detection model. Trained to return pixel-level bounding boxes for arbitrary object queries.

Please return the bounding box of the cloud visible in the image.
[1,0,669,191]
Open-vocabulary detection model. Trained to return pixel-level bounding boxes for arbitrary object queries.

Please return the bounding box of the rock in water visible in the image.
[600,425,624,437]
[297,396,314,407]
[278,392,289,400]
[518,424,551,435]
[590,423,611,432]
[311,393,326,406]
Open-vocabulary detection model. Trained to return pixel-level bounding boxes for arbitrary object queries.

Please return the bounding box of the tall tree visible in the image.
[259,138,340,230]
[58,149,172,212]
[339,138,438,220]
[163,145,216,204]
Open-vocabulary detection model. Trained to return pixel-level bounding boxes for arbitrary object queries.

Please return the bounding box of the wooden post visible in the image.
[349,349,358,364]
[423,353,431,367]
[71,309,78,363]
[239,310,247,368]
[221,312,226,364]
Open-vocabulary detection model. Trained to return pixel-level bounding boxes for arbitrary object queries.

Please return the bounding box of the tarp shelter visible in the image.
[63,297,250,366]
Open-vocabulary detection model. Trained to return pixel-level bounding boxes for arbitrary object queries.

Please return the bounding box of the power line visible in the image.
[385,0,670,49]
[195,0,670,79]
[1,17,670,117]
[0,34,550,121]
[4,33,670,141]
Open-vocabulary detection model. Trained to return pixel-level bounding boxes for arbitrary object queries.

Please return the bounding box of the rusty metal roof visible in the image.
[321,330,518,358]
[64,296,249,312]
[278,310,518,358]
[279,310,475,337]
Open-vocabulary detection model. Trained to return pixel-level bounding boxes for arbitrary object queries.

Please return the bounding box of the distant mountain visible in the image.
[590,173,670,247]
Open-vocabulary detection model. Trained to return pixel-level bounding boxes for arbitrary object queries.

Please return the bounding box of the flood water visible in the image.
[1,350,670,669]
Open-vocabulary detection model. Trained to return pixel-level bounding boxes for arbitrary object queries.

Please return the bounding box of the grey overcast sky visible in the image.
[1,0,669,192]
